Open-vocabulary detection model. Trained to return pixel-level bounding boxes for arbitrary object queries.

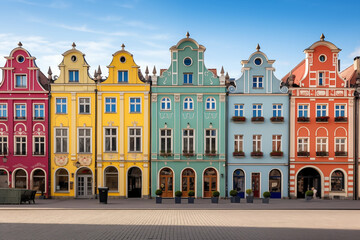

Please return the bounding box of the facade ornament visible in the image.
[121,43,125,50]
[320,33,325,41]
[186,31,190,38]
[72,42,76,48]
[256,43,260,51]
[18,42,22,47]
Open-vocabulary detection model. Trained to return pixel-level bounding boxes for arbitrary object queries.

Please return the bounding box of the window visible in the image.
[318,72,324,86]
[331,171,344,191]
[316,138,327,152]
[297,138,309,152]
[184,57,192,66]
[120,56,126,63]
[32,169,45,192]
[252,135,261,152]
[0,104,7,118]
[234,104,244,117]
[184,73,193,84]
[129,128,141,152]
[34,104,44,119]
[335,105,346,117]
[233,169,245,193]
[55,129,68,153]
[14,169,27,188]
[273,104,282,117]
[55,169,69,192]
[15,75,27,88]
[17,55,25,63]
[298,104,309,117]
[105,98,116,113]
[15,104,26,119]
[252,104,262,117]
[105,128,117,152]
[0,137,8,155]
[183,97,194,110]
[206,97,216,110]
[130,98,141,113]
[71,55,77,62]
[252,76,263,88]
[15,137,26,155]
[335,138,346,152]
[34,137,45,155]
[56,98,67,114]
[272,135,282,152]
[105,167,118,191]
[183,129,194,152]
[161,97,171,111]
[254,58,262,66]
[78,129,91,153]
[234,135,243,152]
[118,71,128,82]
[205,129,216,153]
[319,55,326,62]
[79,98,90,114]
[160,129,172,153]
[269,169,281,195]
[69,70,79,82]
[316,104,327,117]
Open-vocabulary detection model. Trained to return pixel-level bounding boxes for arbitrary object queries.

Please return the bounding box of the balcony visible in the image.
[270,151,283,157]
[297,151,310,157]
[270,117,284,123]
[251,151,263,157]
[316,151,329,157]
[251,117,264,122]
[183,151,195,157]
[160,151,172,157]
[335,151,347,157]
[233,151,245,157]
[232,116,246,122]
[297,117,310,122]
[316,116,329,122]
[334,117,347,122]
[205,151,217,157]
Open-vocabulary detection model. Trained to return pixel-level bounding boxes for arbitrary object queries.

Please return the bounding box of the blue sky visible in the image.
[0,0,360,80]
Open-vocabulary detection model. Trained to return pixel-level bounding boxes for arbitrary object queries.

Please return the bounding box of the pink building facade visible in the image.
[0,43,50,197]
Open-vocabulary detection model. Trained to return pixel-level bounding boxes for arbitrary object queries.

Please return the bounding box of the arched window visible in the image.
[233,169,245,198]
[14,169,27,189]
[206,97,216,110]
[269,169,281,198]
[183,97,194,110]
[32,169,45,192]
[161,97,171,111]
[55,168,69,192]
[331,170,344,191]
[105,166,118,191]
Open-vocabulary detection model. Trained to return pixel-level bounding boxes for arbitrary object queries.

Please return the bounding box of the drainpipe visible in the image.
[288,90,292,199]
[149,78,152,198]
[355,89,359,200]
[94,86,98,199]
[225,90,228,198]
[48,90,51,199]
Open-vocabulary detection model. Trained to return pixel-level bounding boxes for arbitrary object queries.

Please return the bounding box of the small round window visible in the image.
[319,55,326,62]
[184,57,192,66]
[71,55,77,62]
[17,55,25,63]
[254,58,262,66]
[120,56,126,63]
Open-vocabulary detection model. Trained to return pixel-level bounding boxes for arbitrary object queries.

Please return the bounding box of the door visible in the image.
[160,168,173,198]
[203,168,217,198]
[0,170,8,188]
[128,167,142,198]
[297,168,321,198]
[182,169,195,197]
[252,173,260,198]
[76,168,93,198]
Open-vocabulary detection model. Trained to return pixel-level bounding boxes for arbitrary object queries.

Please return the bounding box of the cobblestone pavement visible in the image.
[0,209,360,240]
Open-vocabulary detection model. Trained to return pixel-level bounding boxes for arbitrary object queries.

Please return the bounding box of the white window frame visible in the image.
[159,129,172,153]
[234,104,244,117]
[78,128,92,154]
[0,103,8,119]
[0,136,8,155]
[104,97,117,113]
[334,104,346,117]
[14,103,26,119]
[78,97,91,114]
[128,127,142,153]
[298,104,310,118]
[183,97,194,111]
[335,137,347,153]
[33,103,45,119]
[316,137,328,152]
[272,104,282,117]
[160,97,171,111]
[205,129,217,153]
[272,135,282,152]
[104,127,118,152]
[252,135,262,152]
[14,136,27,155]
[205,97,216,111]
[182,129,195,152]
[33,136,45,156]
[129,97,141,113]
[316,103,328,117]
[54,128,68,153]
[318,72,324,86]
[55,97,67,114]
[252,104,263,117]
[234,134,243,152]
[297,137,309,153]
[118,70,128,83]
[14,74,27,88]
[252,76,263,88]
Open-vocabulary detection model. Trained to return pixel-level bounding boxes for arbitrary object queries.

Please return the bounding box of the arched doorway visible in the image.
[233,169,245,198]
[159,168,173,197]
[76,167,92,198]
[0,169,8,188]
[14,169,27,189]
[128,167,142,198]
[182,168,195,197]
[203,168,217,198]
[297,167,321,198]
[269,169,281,198]
[32,169,45,193]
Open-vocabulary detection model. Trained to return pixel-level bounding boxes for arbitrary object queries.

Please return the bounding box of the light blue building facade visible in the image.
[227,46,289,198]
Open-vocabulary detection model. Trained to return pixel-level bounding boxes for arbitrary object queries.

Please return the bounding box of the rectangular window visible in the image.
[318,72,324,86]
[184,73,193,84]
[252,104,262,117]
[105,97,116,113]
[0,104,7,118]
[56,98,67,114]
[205,129,216,153]
[335,138,346,152]
[16,75,27,88]
[79,98,90,114]
[316,138,327,152]
[34,137,45,155]
[183,129,194,152]
[335,104,346,117]
[15,104,26,119]
[252,76,263,88]
[272,135,282,152]
[129,128,141,152]
[160,129,172,153]
[234,104,244,117]
[297,138,309,152]
[273,104,282,117]
[253,135,261,152]
[55,129,68,153]
[234,135,243,152]
[15,137,26,155]
[34,104,45,119]
[298,104,309,117]
[130,98,141,113]
[105,128,117,152]
[118,71,128,82]
[0,137,8,155]
[78,129,91,153]
[316,104,327,117]
[69,70,79,82]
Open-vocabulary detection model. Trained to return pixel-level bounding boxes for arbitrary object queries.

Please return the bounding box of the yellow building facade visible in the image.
[97,45,150,198]
[50,44,97,198]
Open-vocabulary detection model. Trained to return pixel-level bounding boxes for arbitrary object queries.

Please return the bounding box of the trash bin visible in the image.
[98,187,109,204]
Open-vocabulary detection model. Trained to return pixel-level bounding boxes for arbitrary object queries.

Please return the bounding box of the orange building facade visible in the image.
[283,35,355,199]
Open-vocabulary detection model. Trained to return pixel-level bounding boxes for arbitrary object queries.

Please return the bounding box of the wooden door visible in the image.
[182,169,195,197]
[203,168,217,198]
[160,168,173,197]
[252,173,260,198]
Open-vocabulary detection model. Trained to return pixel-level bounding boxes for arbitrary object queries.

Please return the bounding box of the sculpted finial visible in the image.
[186,32,190,38]
[256,43,260,51]
[320,33,325,41]
[18,42,23,47]
[121,43,125,50]
[72,42,76,48]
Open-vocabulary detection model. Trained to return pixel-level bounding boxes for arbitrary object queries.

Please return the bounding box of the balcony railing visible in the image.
[316,151,329,157]
[270,117,284,122]
[251,151,263,157]
[233,151,245,157]
[251,117,264,122]
[297,117,310,122]
[316,116,329,122]
[297,151,310,157]
[270,151,283,157]
[334,117,347,122]
[232,116,246,122]
[335,151,347,157]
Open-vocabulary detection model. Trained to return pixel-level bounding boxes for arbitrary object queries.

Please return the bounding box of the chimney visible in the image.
[354,56,360,71]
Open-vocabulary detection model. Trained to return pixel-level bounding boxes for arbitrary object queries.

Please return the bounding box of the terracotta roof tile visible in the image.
[281,59,306,86]
[208,68,217,77]
[340,64,356,86]
[160,69,166,76]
